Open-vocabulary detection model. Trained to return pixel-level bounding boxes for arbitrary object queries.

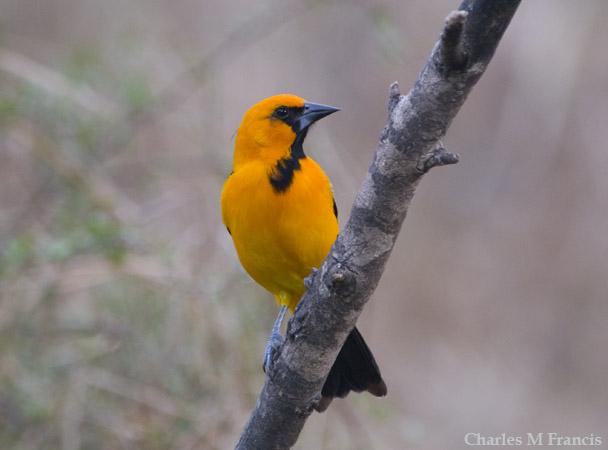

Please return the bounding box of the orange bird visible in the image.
[221,94,386,411]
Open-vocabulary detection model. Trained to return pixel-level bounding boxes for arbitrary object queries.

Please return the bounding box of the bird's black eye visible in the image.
[274,106,289,120]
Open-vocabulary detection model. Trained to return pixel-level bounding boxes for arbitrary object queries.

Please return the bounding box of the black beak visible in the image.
[299,102,340,130]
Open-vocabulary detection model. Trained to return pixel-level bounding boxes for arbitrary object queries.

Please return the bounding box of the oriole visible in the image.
[221,94,386,412]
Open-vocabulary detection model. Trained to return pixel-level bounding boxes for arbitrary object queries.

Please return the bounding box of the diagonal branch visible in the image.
[236,0,522,448]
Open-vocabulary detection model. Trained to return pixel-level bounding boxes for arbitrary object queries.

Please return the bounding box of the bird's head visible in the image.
[233,94,339,169]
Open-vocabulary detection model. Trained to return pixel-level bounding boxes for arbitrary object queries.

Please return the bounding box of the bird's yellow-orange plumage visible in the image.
[222,95,338,312]
[221,94,386,411]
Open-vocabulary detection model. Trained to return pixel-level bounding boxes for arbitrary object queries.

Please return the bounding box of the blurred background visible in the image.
[1,0,607,448]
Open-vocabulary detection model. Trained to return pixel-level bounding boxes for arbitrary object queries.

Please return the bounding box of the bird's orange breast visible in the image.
[221,157,338,311]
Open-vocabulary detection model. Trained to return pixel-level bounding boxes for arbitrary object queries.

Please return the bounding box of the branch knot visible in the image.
[440,10,469,71]
[417,141,460,173]
[387,82,402,114]
[326,263,356,300]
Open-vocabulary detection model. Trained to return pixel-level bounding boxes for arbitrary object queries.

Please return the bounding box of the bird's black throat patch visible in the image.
[268,122,309,193]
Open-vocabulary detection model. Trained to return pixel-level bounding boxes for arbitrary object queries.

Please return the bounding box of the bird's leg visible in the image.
[263,305,287,373]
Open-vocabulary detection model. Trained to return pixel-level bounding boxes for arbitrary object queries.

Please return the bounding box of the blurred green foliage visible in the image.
[0,31,236,450]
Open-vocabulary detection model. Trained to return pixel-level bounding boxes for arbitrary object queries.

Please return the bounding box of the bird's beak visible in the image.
[299,102,340,130]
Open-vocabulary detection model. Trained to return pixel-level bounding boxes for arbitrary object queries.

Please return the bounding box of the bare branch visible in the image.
[236,0,522,448]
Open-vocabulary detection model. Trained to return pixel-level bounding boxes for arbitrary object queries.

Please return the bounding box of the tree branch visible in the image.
[235,0,522,448]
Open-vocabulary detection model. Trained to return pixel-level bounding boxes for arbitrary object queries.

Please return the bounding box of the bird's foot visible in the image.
[262,330,285,373]
[304,267,318,289]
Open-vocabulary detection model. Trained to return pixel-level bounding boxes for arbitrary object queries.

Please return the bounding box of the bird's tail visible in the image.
[316,326,387,412]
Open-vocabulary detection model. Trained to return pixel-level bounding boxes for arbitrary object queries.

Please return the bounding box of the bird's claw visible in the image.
[304,267,318,289]
[262,330,285,373]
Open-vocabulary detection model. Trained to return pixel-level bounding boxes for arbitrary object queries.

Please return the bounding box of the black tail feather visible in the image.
[316,327,387,412]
